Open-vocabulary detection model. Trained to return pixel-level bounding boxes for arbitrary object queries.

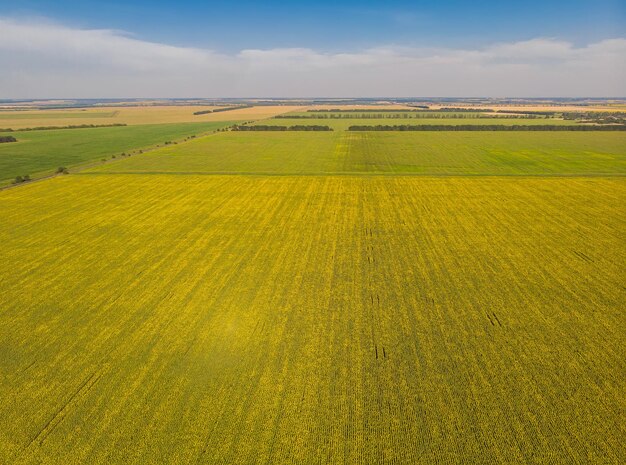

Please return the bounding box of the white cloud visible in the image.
[1,17,625,98]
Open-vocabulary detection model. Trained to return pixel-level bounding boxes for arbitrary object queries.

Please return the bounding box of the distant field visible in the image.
[429,104,626,112]
[0,122,234,184]
[0,175,623,464]
[0,105,301,129]
[284,110,559,117]
[0,111,119,120]
[256,117,572,131]
[304,104,416,111]
[87,131,626,176]
[0,106,215,128]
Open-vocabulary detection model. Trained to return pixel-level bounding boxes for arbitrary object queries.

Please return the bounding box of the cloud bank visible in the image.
[1,17,625,98]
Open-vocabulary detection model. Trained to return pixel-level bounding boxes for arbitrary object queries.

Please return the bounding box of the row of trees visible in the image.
[489,110,626,125]
[307,108,495,113]
[0,124,127,132]
[276,114,543,119]
[348,124,626,131]
[0,136,17,143]
[426,107,496,112]
[194,105,253,115]
[308,109,423,113]
[232,125,333,131]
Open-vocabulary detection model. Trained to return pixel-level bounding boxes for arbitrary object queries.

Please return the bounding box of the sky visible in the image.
[1,0,625,98]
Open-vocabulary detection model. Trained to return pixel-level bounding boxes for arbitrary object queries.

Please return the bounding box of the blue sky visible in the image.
[6,0,625,52]
[1,1,625,97]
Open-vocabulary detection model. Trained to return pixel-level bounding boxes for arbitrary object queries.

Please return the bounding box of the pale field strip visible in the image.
[0,105,304,129]
[304,104,417,111]
[0,104,617,129]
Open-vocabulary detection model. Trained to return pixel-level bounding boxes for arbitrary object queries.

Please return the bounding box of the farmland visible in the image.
[0,105,303,129]
[0,104,625,464]
[0,174,624,464]
[87,131,626,176]
[0,122,234,184]
[252,117,573,131]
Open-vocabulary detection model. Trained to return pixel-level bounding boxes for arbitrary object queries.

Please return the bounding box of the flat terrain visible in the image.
[252,116,573,131]
[0,175,624,464]
[0,122,234,184]
[87,131,626,175]
[428,104,626,112]
[0,108,625,464]
[0,105,301,129]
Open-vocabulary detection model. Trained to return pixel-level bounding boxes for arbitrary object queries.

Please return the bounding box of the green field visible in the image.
[0,111,119,120]
[87,131,626,175]
[256,116,572,131]
[1,113,625,464]
[0,122,235,184]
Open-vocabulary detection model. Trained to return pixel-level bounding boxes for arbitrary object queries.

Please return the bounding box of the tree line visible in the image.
[0,124,127,132]
[308,109,423,113]
[492,110,626,125]
[194,105,253,115]
[307,108,495,113]
[424,107,496,112]
[0,135,17,143]
[347,124,626,131]
[276,114,543,119]
[232,125,333,131]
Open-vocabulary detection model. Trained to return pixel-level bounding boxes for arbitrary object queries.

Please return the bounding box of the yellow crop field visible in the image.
[0,174,624,464]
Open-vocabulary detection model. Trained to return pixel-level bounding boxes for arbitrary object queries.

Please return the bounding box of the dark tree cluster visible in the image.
[232,125,333,131]
[12,174,31,184]
[0,135,17,143]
